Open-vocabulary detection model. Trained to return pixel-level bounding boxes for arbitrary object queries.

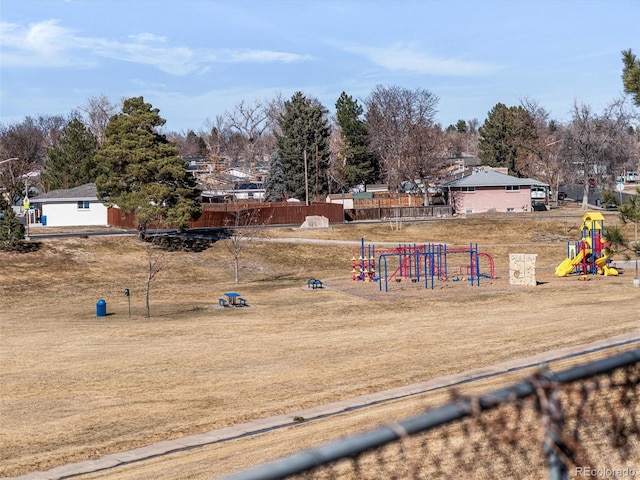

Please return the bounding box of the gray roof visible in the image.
[32,183,99,202]
[443,170,549,188]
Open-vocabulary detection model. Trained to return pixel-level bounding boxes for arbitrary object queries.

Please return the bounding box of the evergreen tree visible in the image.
[478,103,536,176]
[335,92,378,187]
[275,92,331,202]
[622,49,640,107]
[41,118,98,191]
[0,195,25,251]
[264,152,286,201]
[94,97,201,235]
[604,187,640,281]
[455,119,468,133]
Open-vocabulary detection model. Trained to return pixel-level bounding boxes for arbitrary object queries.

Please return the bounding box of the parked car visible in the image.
[557,191,567,201]
[626,172,638,183]
[588,178,597,188]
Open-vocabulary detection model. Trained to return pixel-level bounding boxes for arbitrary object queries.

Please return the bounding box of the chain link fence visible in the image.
[222,348,639,480]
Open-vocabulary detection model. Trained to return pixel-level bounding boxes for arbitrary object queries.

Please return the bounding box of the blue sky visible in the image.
[1,0,638,133]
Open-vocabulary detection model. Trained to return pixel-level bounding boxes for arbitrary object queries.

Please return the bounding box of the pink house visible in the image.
[443,170,549,214]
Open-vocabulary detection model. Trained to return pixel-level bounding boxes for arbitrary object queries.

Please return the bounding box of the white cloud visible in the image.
[128,32,167,43]
[0,20,310,75]
[350,43,500,76]
[85,37,205,75]
[0,20,83,67]
[229,50,312,63]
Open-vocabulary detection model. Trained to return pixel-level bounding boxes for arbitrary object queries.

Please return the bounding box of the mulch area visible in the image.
[322,274,508,302]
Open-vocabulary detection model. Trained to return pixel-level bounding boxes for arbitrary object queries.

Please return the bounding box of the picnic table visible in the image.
[222,292,248,307]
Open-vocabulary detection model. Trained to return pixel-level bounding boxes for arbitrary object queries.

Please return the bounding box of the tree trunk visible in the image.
[145,272,152,317]
[581,185,589,210]
[635,222,638,280]
[234,252,240,284]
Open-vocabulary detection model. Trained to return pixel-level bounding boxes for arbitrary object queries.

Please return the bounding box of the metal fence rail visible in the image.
[221,348,640,480]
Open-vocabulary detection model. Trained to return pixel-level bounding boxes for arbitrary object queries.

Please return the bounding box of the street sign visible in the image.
[616,181,624,192]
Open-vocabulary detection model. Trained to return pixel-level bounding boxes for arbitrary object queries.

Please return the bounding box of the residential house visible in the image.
[443,169,549,214]
[31,183,109,227]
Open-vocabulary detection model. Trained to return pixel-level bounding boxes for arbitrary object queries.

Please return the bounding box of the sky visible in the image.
[0,0,638,134]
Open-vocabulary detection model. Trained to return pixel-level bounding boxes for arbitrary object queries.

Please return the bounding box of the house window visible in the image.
[461,186,476,192]
[77,201,90,210]
[507,208,515,212]
[506,185,520,191]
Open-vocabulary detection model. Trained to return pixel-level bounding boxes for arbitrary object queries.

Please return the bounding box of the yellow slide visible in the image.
[555,251,584,277]
[596,255,618,276]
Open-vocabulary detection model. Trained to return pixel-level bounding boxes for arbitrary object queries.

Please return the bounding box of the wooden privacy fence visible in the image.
[347,205,453,221]
[107,202,344,229]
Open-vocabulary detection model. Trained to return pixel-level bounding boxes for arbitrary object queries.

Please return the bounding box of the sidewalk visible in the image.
[9,331,640,480]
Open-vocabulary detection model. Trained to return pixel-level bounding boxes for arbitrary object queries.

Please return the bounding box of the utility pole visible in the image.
[23,178,30,240]
[304,149,309,206]
[315,144,319,201]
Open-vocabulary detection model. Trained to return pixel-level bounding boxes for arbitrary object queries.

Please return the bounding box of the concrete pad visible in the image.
[299,215,329,229]
[247,415,292,429]
[37,457,121,479]
[125,440,182,457]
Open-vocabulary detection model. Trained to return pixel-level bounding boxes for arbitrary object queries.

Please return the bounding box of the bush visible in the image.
[0,196,25,251]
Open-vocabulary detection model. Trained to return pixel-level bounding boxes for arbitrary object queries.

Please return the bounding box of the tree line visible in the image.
[1,49,640,249]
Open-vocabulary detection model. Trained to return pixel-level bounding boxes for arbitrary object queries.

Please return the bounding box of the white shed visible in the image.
[32,183,109,227]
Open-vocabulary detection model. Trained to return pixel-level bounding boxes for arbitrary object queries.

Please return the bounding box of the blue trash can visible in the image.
[41,215,47,226]
[96,299,107,317]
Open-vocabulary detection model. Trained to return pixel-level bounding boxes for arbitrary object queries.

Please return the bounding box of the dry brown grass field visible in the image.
[1,209,639,478]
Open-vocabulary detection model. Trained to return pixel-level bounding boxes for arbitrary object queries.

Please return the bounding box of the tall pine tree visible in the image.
[478,103,537,176]
[94,97,201,235]
[264,152,286,201]
[622,49,640,107]
[274,92,331,202]
[335,92,378,187]
[41,118,98,191]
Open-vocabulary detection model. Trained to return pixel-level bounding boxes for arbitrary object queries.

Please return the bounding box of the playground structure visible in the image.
[352,238,495,292]
[351,238,377,282]
[555,211,618,277]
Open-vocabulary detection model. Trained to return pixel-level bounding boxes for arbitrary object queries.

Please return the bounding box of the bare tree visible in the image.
[0,115,65,201]
[79,95,119,144]
[167,130,208,159]
[405,123,446,203]
[224,99,277,169]
[516,98,566,200]
[365,85,439,190]
[443,118,479,166]
[222,202,271,284]
[142,239,169,318]
[265,92,286,136]
[562,99,635,208]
